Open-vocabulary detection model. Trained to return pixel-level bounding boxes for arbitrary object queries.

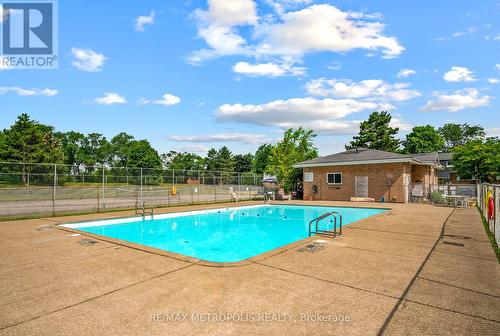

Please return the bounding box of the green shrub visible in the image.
[430,191,445,204]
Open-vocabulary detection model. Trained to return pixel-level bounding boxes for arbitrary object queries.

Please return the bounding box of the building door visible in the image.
[355,176,368,198]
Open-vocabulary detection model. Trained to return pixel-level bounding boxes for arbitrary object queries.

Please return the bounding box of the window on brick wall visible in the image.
[326,172,342,185]
[304,172,314,182]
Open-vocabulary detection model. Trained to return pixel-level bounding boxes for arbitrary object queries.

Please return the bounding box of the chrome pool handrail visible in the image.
[308,211,342,238]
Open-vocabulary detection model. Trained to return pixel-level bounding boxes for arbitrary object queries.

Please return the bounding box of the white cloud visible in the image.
[169,133,271,144]
[298,117,410,136]
[172,144,210,154]
[255,5,404,59]
[134,10,155,32]
[397,68,416,78]
[232,61,305,77]
[266,0,313,15]
[390,117,412,132]
[0,86,58,96]
[139,93,181,106]
[204,0,257,27]
[216,97,380,127]
[488,78,499,84]
[189,25,249,64]
[94,92,126,105]
[327,61,341,70]
[420,88,491,112]
[188,0,257,63]
[71,48,107,72]
[485,128,500,137]
[189,2,404,66]
[496,64,500,70]
[153,93,181,106]
[214,105,406,136]
[137,97,151,105]
[291,120,362,135]
[443,66,476,82]
[305,78,421,101]
[452,26,477,38]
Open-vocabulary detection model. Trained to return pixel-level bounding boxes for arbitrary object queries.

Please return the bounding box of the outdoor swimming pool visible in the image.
[62,204,387,262]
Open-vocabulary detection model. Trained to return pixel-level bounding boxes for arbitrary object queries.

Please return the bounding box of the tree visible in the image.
[162,151,204,171]
[438,123,485,150]
[253,144,273,173]
[346,111,400,152]
[452,138,500,182]
[218,146,236,183]
[110,132,135,166]
[234,153,254,172]
[80,133,112,167]
[55,131,86,166]
[268,127,318,192]
[0,113,64,164]
[402,125,445,154]
[127,140,162,169]
[205,148,219,172]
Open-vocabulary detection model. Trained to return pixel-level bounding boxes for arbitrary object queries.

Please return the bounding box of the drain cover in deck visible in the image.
[79,238,98,246]
[444,234,471,240]
[296,243,325,253]
[442,241,464,247]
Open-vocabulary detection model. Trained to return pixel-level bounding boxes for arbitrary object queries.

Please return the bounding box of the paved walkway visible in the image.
[383,207,500,335]
[0,202,498,335]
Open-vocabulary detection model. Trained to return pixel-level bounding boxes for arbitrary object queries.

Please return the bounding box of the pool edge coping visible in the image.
[53,201,394,267]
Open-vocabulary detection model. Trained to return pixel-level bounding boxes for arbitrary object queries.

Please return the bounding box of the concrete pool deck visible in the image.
[0,201,499,335]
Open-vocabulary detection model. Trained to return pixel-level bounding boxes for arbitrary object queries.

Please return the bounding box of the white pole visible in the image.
[140,168,143,203]
[52,164,57,215]
[102,166,105,205]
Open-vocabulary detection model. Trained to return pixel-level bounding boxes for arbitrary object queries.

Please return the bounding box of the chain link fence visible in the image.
[408,183,477,205]
[477,183,499,245]
[0,162,264,217]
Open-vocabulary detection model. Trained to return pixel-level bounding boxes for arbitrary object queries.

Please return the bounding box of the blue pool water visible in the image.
[63,205,386,262]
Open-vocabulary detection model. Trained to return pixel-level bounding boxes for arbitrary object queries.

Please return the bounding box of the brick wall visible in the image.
[412,164,438,190]
[303,163,411,203]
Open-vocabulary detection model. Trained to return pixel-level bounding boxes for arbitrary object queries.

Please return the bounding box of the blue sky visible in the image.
[1,0,499,155]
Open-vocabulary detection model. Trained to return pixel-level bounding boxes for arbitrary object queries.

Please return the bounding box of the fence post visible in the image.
[495,186,499,244]
[101,166,105,209]
[52,164,57,216]
[140,168,143,203]
[220,171,223,200]
[26,172,30,203]
[238,173,241,196]
[96,186,100,212]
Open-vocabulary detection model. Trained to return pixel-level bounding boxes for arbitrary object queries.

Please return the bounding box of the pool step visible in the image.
[314,230,342,238]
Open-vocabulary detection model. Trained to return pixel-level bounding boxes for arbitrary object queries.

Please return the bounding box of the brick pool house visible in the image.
[293,148,440,203]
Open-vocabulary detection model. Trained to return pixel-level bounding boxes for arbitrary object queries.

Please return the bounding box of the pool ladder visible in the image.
[135,201,154,217]
[308,212,342,238]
